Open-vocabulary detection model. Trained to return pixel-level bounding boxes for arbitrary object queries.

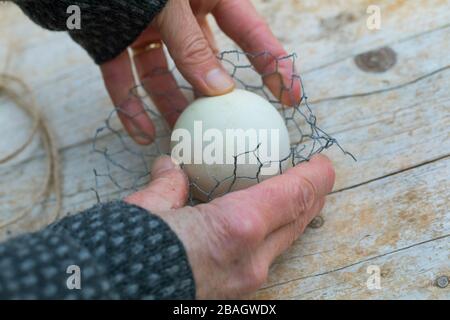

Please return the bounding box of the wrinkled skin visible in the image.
[125,155,335,299]
[100,0,302,144]
[101,0,331,299]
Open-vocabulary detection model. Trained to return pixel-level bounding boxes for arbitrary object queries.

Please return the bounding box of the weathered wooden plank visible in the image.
[256,156,450,292]
[1,78,449,303]
[2,43,448,205]
[1,0,449,299]
[0,0,449,152]
[313,65,450,191]
[254,235,450,299]
[1,4,448,191]
[1,24,449,240]
[302,26,450,102]
[212,0,450,73]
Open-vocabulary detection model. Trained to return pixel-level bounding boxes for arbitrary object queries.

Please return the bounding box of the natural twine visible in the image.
[0,74,61,228]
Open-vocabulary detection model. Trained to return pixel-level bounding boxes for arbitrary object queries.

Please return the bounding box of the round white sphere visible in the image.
[171,89,292,201]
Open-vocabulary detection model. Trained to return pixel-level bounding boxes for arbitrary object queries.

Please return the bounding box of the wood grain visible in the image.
[253,157,450,299]
[0,0,449,299]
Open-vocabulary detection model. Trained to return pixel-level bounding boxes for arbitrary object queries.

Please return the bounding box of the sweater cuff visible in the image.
[11,0,169,64]
[54,201,196,299]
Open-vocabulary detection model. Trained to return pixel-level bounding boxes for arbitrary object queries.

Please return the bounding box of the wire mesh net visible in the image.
[92,50,354,204]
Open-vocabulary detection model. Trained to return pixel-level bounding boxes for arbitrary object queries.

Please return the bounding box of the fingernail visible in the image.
[152,156,177,176]
[205,68,234,93]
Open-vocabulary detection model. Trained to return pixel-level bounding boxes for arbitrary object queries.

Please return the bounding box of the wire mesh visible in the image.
[93,50,355,204]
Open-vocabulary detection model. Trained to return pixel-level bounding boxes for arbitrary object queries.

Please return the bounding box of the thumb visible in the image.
[125,155,189,212]
[156,0,234,96]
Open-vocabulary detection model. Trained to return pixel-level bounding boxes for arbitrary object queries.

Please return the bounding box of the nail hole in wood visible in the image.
[436,276,449,288]
[309,216,324,229]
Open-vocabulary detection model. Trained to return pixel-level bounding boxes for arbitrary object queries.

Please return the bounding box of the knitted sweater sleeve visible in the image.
[0,201,196,299]
[6,0,168,64]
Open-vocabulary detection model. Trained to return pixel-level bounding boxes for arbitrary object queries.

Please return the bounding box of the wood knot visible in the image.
[308,216,324,229]
[435,275,449,288]
[354,47,397,73]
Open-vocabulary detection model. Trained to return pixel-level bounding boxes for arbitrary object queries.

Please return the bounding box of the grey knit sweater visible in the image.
[7,0,168,64]
[1,0,197,299]
[0,202,195,299]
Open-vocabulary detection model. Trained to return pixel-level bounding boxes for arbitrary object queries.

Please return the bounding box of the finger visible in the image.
[198,17,219,56]
[132,30,189,128]
[194,18,219,100]
[201,154,335,238]
[125,155,189,212]
[258,197,326,265]
[100,50,155,145]
[213,0,302,106]
[156,0,234,96]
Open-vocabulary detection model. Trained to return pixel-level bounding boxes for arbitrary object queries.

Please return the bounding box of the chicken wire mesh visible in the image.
[92,50,355,204]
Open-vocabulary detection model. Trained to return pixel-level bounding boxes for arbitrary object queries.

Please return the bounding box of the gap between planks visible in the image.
[261,233,450,292]
[2,59,448,181]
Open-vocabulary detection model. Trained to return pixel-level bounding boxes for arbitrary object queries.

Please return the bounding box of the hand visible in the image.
[125,155,334,299]
[100,0,302,145]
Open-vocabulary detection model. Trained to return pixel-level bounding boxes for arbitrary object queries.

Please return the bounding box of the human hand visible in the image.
[100,0,302,145]
[125,154,334,299]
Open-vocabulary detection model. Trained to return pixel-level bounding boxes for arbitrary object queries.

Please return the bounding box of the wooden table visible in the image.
[0,0,449,299]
